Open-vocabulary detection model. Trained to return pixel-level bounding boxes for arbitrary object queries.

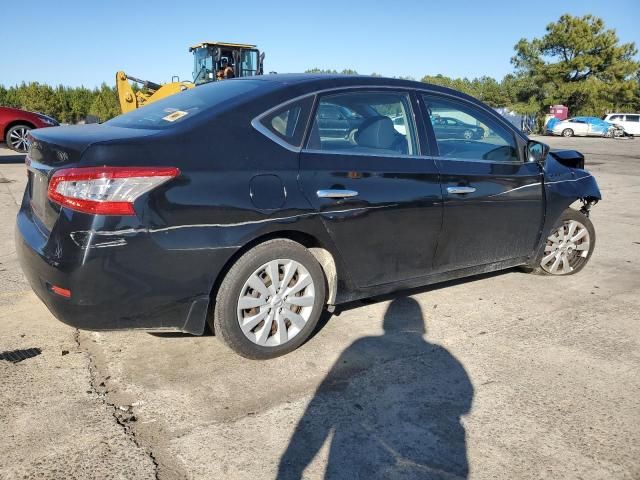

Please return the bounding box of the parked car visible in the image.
[316,103,362,138]
[0,106,59,152]
[602,113,639,136]
[431,116,484,140]
[547,116,615,137]
[16,74,601,359]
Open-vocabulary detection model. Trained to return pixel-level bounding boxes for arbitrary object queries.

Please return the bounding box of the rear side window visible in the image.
[626,115,639,122]
[106,80,267,130]
[257,96,314,148]
[305,91,418,156]
[422,94,519,163]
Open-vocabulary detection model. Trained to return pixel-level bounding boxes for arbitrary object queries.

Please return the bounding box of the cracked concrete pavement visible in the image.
[1,136,639,479]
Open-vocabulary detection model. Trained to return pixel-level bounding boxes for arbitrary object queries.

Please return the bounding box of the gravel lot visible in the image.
[0,136,639,480]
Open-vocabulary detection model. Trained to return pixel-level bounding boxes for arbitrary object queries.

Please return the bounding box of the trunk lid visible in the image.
[26,125,161,232]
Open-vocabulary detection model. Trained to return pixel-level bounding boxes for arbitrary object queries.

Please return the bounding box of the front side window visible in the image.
[306,91,417,156]
[422,95,519,163]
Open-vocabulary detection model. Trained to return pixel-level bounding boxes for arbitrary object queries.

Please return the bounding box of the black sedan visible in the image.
[16,74,601,359]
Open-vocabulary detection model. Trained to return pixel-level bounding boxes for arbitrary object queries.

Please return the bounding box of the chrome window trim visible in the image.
[302,149,522,165]
[251,116,302,153]
[303,148,421,160]
[251,83,527,153]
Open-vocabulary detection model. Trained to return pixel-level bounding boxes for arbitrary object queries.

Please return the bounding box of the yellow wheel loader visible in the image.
[116,42,264,113]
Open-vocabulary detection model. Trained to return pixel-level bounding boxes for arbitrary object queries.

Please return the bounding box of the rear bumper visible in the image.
[15,205,235,334]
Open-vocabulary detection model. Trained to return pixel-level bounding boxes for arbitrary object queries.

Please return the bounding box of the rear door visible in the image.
[420,93,544,271]
[298,89,442,288]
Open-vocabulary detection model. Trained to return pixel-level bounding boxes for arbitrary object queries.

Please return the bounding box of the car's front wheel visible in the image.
[5,124,32,152]
[534,208,595,275]
[212,239,326,359]
[562,128,574,137]
[463,129,474,140]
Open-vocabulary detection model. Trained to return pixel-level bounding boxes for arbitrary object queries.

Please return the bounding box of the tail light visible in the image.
[48,166,180,215]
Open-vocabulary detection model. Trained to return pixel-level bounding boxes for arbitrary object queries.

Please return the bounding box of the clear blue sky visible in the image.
[1,0,638,88]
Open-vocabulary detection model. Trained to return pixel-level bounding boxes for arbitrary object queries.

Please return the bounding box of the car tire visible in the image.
[562,128,574,137]
[528,208,595,276]
[5,124,32,152]
[463,129,474,140]
[211,239,327,359]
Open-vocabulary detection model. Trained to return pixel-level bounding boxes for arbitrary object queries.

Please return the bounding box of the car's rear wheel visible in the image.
[562,128,574,137]
[533,208,595,276]
[5,124,32,152]
[211,239,326,359]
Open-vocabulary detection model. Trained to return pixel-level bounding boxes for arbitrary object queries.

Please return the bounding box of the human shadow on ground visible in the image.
[277,296,473,480]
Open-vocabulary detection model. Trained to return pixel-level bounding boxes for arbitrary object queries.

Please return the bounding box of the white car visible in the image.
[548,117,614,137]
[602,113,640,136]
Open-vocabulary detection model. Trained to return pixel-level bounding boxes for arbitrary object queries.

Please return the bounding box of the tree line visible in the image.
[0,83,121,124]
[1,15,638,125]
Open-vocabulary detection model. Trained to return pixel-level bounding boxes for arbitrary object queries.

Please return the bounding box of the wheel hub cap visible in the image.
[540,219,590,274]
[237,259,315,347]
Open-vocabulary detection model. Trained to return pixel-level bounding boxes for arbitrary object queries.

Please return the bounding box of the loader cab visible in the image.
[190,42,264,85]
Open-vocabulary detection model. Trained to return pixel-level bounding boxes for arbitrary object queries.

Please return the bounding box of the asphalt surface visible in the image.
[0,136,639,480]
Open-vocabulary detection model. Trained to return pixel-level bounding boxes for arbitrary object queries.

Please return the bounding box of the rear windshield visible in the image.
[106,79,267,129]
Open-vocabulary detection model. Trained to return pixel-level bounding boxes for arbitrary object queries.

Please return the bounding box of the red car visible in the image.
[0,106,59,153]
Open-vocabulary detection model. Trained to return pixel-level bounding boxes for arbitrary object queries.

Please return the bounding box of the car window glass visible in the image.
[610,115,623,120]
[306,91,417,156]
[258,96,314,148]
[422,95,519,163]
[106,80,266,130]
[626,115,639,122]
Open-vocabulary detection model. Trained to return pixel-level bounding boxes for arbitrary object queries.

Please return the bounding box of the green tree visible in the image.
[88,84,120,122]
[512,14,639,115]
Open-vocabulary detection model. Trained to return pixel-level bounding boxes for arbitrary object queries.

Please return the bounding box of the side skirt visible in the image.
[334,257,529,304]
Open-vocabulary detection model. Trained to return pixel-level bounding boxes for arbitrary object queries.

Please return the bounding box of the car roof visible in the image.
[235,73,474,99]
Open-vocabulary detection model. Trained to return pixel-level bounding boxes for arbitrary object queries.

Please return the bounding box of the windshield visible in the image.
[106,80,266,129]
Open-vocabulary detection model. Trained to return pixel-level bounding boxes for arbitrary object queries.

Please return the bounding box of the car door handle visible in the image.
[317,189,359,199]
[447,186,476,194]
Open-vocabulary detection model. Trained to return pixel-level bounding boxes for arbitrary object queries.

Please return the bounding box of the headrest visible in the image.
[355,116,397,150]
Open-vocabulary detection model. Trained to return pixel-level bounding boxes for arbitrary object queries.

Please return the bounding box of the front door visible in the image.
[420,94,544,271]
[299,90,442,288]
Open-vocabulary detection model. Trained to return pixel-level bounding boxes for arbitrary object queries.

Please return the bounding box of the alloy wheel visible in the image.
[8,127,30,152]
[463,129,473,140]
[540,220,590,274]
[236,259,315,347]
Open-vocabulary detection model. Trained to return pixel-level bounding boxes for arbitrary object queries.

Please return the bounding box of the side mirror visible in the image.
[527,140,549,163]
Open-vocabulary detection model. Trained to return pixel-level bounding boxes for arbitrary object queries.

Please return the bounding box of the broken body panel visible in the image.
[15,76,601,336]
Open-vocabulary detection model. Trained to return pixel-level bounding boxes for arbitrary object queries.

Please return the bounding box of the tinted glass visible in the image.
[422,95,519,163]
[626,115,639,122]
[259,96,314,148]
[106,80,267,129]
[610,115,624,121]
[306,91,417,156]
